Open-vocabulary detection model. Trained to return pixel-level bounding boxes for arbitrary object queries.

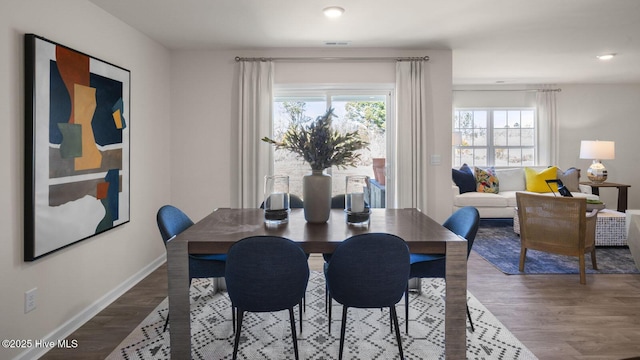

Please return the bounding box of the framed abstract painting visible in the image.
[24,34,130,261]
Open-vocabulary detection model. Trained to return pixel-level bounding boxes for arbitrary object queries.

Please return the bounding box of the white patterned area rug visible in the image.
[107,272,537,360]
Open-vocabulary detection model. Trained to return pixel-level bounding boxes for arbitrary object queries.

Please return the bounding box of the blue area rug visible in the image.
[473,219,640,275]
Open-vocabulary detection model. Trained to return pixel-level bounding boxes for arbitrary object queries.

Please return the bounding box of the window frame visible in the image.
[453,107,537,168]
[272,85,395,205]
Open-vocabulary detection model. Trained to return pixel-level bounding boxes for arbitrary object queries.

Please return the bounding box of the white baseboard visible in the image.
[14,254,166,360]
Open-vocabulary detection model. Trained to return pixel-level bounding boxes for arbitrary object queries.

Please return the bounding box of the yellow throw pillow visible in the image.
[525,166,558,193]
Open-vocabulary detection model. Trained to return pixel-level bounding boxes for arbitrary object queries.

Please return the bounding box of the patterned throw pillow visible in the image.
[524,166,558,192]
[475,167,499,193]
[452,163,476,194]
[557,167,580,192]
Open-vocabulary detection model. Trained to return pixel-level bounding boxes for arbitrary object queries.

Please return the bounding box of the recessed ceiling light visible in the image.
[597,54,615,61]
[323,6,345,18]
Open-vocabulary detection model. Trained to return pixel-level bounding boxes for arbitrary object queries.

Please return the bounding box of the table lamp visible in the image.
[579,140,615,183]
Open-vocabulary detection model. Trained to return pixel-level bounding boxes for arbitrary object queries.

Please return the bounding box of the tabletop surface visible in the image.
[580,181,630,187]
[175,208,462,254]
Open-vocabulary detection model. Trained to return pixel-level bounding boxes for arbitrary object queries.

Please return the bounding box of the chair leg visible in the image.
[591,249,598,270]
[163,314,169,332]
[338,306,348,360]
[579,254,586,285]
[519,247,527,271]
[299,301,303,333]
[325,283,328,313]
[232,305,236,333]
[390,306,404,360]
[328,295,332,334]
[389,309,393,333]
[232,309,244,360]
[404,285,409,334]
[288,308,300,360]
[467,304,474,332]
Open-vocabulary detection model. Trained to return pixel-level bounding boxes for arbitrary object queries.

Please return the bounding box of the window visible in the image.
[453,108,536,167]
[273,88,391,206]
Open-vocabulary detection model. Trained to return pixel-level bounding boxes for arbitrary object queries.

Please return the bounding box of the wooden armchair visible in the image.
[516,192,598,284]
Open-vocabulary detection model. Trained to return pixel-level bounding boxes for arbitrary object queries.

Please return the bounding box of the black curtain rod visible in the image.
[234,56,429,62]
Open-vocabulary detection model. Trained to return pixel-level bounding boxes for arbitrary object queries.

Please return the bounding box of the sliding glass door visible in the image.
[273,88,392,207]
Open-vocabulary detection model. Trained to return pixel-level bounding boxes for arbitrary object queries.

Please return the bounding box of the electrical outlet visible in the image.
[25,288,37,313]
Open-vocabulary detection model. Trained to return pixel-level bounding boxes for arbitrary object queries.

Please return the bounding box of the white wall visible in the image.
[453,84,640,211]
[453,85,538,108]
[169,51,236,219]
[557,84,640,210]
[170,48,454,223]
[0,1,171,359]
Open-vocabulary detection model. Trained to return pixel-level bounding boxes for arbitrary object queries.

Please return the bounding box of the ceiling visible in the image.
[87,0,640,85]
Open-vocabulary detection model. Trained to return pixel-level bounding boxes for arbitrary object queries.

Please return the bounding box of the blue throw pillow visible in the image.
[452,164,476,194]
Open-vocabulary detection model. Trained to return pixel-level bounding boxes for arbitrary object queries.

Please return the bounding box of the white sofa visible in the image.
[452,166,599,218]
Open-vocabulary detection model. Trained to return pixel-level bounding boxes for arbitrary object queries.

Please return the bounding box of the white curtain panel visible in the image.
[395,60,432,211]
[536,87,559,166]
[237,60,274,208]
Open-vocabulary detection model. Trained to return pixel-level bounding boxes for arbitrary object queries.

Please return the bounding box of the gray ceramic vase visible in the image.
[302,170,332,223]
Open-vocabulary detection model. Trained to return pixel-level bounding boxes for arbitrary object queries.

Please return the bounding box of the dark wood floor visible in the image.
[43,251,640,360]
[41,263,169,360]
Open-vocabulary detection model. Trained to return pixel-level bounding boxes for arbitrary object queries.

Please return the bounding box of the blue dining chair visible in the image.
[330,194,346,209]
[259,193,308,316]
[405,206,480,333]
[156,205,227,332]
[325,233,410,360]
[225,236,309,360]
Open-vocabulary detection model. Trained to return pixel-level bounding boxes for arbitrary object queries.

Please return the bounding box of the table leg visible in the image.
[618,187,628,212]
[444,240,467,359]
[168,240,191,359]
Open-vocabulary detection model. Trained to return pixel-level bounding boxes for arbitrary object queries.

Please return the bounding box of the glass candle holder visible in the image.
[264,175,290,225]
[345,175,371,225]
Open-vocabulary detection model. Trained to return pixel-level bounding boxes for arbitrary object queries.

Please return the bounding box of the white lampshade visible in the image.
[579,140,615,160]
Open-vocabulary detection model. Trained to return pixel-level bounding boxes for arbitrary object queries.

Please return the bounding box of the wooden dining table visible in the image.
[167,208,467,359]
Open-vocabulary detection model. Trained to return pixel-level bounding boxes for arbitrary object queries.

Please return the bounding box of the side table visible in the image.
[580,182,631,212]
